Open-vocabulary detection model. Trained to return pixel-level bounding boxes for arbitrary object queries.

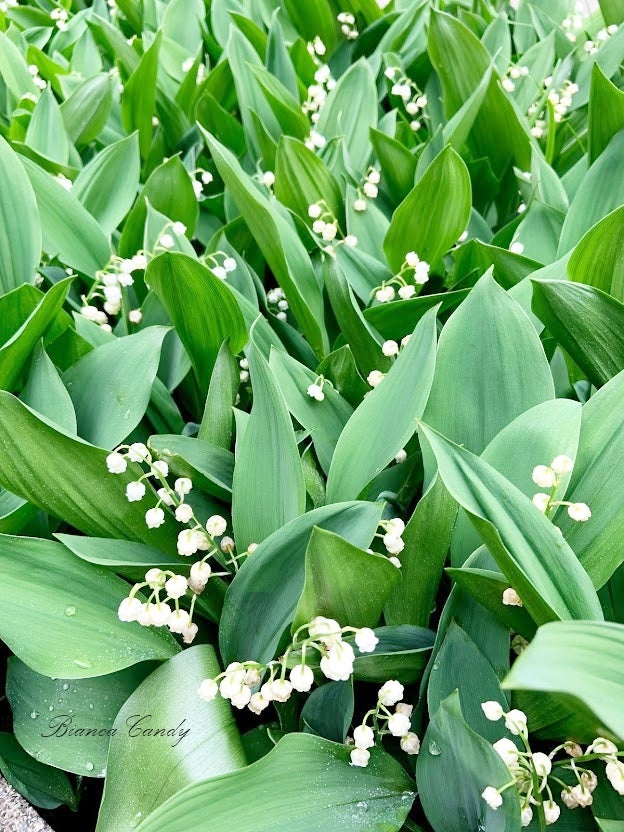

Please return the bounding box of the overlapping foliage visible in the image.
[1,0,624,830]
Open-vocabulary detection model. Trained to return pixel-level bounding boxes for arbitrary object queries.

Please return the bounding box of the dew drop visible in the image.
[428,740,441,756]
[64,606,76,617]
[74,659,91,669]
[48,705,54,711]
[401,790,416,801]
[89,703,94,709]
[30,711,38,720]
[85,762,94,772]
[62,683,69,691]
[130,811,143,828]
[356,801,368,812]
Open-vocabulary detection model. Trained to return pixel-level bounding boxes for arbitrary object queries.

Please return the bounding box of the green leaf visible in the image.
[557,369,624,588]
[72,134,140,235]
[428,622,510,742]
[63,327,168,448]
[424,273,554,455]
[0,732,75,811]
[61,73,112,146]
[326,306,438,503]
[384,476,456,628]
[589,64,624,163]
[532,279,624,387]
[145,252,247,395]
[96,646,245,832]
[420,424,603,624]
[232,326,305,553]
[55,534,185,571]
[559,131,624,254]
[451,398,582,566]
[269,347,353,475]
[428,10,530,177]
[21,341,77,433]
[274,136,342,221]
[204,132,328,358]
[300,681,353,743]
[7,657,152,777]
[417,692,520,832]
[0,31,37,101]
[147,434,233,500]
[568,205,624,301]
[363,290,469,341]
[598,0,624,26]
[384,146,472,274]
[0,277,72,391]
[121,32,160,158]
[22,156,111,277]
[293,526,400,631]
[0,534,178,678]
[0,136,42,293]
[24,86,71,166]
[503,620,624,739]
[0,392,180,551]
[315,59,377,172]
[348,625,434,684]
[134,733,413,832]
[198,340,239,449]
[220,501,384,665]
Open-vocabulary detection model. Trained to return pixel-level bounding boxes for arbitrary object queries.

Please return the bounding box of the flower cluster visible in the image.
[371,517,406,567]
[197,616,379,713]
[267,286,289,321]
[373,251,430,303]
[192,168,213,198]
[302,58,333,150]
[384,66,428,132]
[501,63,529,93]
[157,220,188,251]
[583,24,618,54]
[306,374,331,402]
[481,702,624,825]
[80,252,147,330]
[51,6,69,31]
[529,79,579,137]
[28,63,47,91]
[353,168,381,211]
[202,251,237,281]
[349,681,420,767]
[307,200,357,251]
[337,12,358,40]
[531,454,591,522]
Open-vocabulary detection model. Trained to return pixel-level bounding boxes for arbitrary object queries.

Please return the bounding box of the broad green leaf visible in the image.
[0,277,71,391]
[60,73,111,146]
[198,341,239,449]
[417,693,520,832]
[232,326,305,553]
[557,369,624,588]
[0,534,178,678]
[0,136,42,292]
[0,31,37,101]
[22,156,111,277]
[599,0,624,25]
[428,622,510,742]
[252,67,310,140]
[384,476,456,627]
[452,398,582,565]
[147,434,234,500]
[0,732,75,811]
[316,59,378,172]
[204,132,328,358]
[503,621,624,739]
[420,424,603,624]
[146,253,247,396]
[63,327,168,448]
[532,279,624,387]
[96,646,245,832]
[121,32,160,158]
[559,130,624,254]
[21,341,77,433]
[7,658,152,777]
[135,733,413,832]
[301,681,353,743]
[269,347,353,475]
[363,290,469,341]
[0,392,180,551]
[283,0,337,49]
[568,205,624,301]
[220,501,384,665]
[55,534,185,570]
[589,64,624,163]
[274,136,342,221]
[72,134,140,235]
[326,306,438,503]
[384,146,471,273]
[24,86,71,166]
[428,10,530,176]
[293,526,400,631]
[424,274,554,455]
